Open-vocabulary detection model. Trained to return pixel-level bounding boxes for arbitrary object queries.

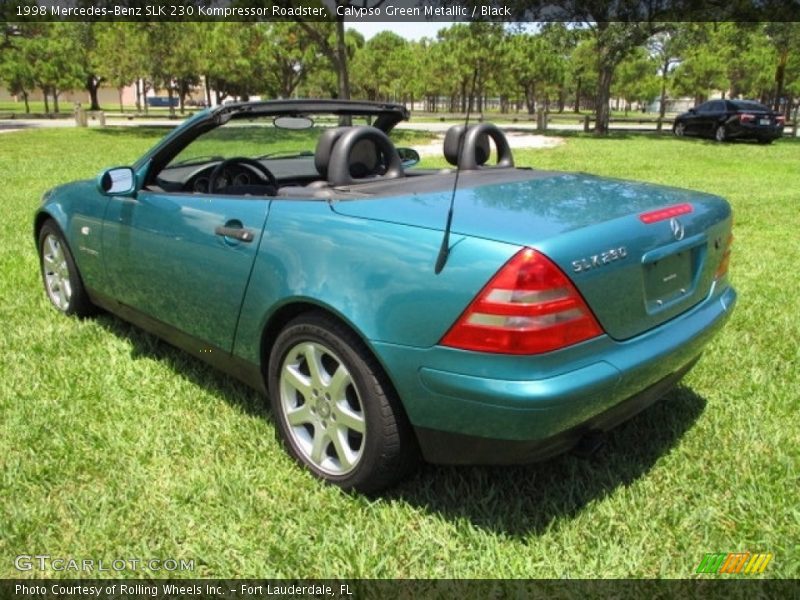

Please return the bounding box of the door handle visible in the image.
[214,226,255,242]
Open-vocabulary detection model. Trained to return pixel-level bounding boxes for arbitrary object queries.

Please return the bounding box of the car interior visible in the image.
[151,116,550,200]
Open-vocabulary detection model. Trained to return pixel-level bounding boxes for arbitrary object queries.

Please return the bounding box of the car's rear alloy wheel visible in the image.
[674,122,686,137]
[715,125,727,142]
[38,220,95,316]
[268,313,417,493]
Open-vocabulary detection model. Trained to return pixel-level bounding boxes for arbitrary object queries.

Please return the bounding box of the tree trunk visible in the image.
[86,74,101,110]
[167,86,175,117]
[204,75,212,107]
[118,88,124,113]
[594,65,613,135]
[525,82,536,115]
[53,89,60,113]
[42,89,49,114]
[657,58,668,132]
[574,78,581,113]
[142,80,150,115]
[773,50,787,112]
[178,81,186,114]
[23,91,30,114]
[334,16,350,100]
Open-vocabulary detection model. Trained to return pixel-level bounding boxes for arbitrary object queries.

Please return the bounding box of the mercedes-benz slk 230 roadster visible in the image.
[35,100,736,492]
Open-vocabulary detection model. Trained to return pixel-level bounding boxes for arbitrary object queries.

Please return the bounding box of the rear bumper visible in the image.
[728,123,783,140]
[372,285,736,465]
[414,357,699,464]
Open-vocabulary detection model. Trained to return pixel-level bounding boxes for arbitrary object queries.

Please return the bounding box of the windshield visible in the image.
[165,115,377,169]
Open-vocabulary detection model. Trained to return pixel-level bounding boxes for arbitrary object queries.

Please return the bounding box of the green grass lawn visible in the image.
[0,127,797,579]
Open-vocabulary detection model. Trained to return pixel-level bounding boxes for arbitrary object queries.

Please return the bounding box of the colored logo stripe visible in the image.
[696,552,773,574]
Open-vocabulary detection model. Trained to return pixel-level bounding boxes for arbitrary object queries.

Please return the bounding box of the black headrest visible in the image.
[327,126,404,187]
[314,127,349,177]
[443,124,491,166]
[444,123,514,170]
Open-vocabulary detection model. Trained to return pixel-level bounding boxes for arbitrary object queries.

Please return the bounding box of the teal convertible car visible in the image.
[35,100,736,492]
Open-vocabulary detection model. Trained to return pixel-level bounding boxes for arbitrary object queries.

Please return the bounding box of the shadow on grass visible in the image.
[93,309,705,538]
[390,385,707,538]
[93,312,271,421]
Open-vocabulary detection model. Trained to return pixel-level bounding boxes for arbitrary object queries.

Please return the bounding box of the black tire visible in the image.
[268,312,418,493]
[757,138,773,145]
[38,220,96,317]
[715,125,727,143]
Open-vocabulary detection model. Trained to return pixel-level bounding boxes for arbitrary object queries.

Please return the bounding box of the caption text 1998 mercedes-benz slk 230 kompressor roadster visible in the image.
[35,100,736,492]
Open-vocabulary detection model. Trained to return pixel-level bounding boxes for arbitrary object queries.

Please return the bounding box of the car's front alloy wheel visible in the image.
[673,121,686,137]
[715,125,727,142]
[268,312,417,493]
[38,220,95,316]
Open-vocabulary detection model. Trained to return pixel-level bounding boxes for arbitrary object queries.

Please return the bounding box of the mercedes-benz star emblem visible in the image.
[670,217,685,241]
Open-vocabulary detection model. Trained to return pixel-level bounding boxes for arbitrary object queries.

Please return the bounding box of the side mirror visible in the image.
[98,167,135,196]
[397,147,420,168]
[688,108,696,114]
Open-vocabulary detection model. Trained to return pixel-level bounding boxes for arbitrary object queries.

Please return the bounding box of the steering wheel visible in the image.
[208,157,277,194]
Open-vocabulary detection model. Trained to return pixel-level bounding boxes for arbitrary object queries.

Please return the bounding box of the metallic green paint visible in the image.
[35,106,737,464]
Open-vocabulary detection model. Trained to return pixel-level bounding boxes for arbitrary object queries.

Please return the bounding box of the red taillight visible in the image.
[715,233,734,281]
[440,248,603,354]
[639,203,693,224]
[739,113,756,123]
[776,115,786,125]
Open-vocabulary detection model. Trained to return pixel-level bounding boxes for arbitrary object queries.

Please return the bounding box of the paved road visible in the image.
[0,116,178,133]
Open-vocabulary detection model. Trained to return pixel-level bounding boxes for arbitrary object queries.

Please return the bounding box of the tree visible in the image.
[0,41,35,113]
[589,22,666,133]
[27,24,84,113]
[764,23,800,114]
[94,23,147,112]
[567,36,599,113]
[670,24,729,104]
[256,23,322,99]
[414,34,453,112]
[612,47,660,113]
[504,31,566,115]
[68,23,105,111]
[138,23,204,114]
[201,23,255,105]
[648,25,683,127]
[434,23,505,113]
[350,31,409,102]
[270,0,383,101]
[0,23,36,113]
[300,27,363,99]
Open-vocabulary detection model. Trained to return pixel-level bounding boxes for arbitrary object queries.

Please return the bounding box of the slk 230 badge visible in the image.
[572,247,628,273]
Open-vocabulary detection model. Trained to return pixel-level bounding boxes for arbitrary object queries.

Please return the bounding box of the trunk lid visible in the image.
[332,173,733,340]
